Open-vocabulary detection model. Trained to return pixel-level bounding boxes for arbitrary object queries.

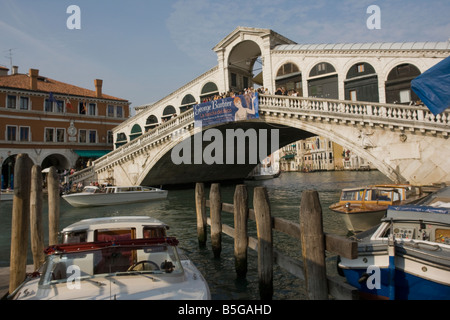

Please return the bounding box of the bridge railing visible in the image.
[88,94,449,182]
[93,108,195,170]
[259,94,450,132]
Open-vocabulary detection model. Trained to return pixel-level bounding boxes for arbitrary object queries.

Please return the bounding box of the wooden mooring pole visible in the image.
[48,166,60,246]
[196,182,359,300]
[210,183,222,258]
[9,154,32,294]
[233,185,248,277]
[30,165,44,271]
[253,187,273,300]
[195,182,207,247]
[300,190,329,300]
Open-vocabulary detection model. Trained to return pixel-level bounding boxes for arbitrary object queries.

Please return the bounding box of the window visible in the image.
[79,129,87,143]
[231,73,237,87]
[45,128,54,142]
[350,90,357,101]
[44,99,53,112]
[116,106,123,118]
[89,130,97,143]
[7,95,16,109]
[20,97,29,110]
[88,103,96,116]
[107,130,113,144]
[6,126,17,141]
[56,128,65,142]
[19,127,30,142]
[56,100,64,113]
[399,90,411,103]
[79,102,86,115]
[107,105,115,117]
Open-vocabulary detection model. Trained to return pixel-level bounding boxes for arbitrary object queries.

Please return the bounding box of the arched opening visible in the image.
[385,63,421,104]
[308,62,338,99]
[180,94,196,113]
[130,124,143,141]
[275,62,302,96]
[345,62,379,102]
[1,154,17,189]
[200,82,219,102]
[42,154,69,172]
[115,132,127,148]
[228,40,262,92]
[162,105,177,122]
[145,115,159,131]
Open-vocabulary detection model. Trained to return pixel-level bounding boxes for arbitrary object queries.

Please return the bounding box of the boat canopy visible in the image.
[384,205,450,224]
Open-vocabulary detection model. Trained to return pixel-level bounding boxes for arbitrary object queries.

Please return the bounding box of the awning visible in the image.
[74,150,111,158]
[412,56,450,115]
[281,154,295,160]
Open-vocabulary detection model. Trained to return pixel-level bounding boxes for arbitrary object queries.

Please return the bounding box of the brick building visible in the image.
[0,66,130,189]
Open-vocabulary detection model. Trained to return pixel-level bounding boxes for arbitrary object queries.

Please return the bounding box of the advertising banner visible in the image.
[194,92,259,127]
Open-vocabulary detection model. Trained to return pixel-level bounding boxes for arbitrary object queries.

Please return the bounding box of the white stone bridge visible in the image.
[71,94,450,187]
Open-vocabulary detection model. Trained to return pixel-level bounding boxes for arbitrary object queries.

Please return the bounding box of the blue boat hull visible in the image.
[342,267,450,300]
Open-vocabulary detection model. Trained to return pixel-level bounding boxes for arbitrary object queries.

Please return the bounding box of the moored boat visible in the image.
[7,216,210,300]
[329,184,424,233]
[337,186,450,300]
[62,185,168,207]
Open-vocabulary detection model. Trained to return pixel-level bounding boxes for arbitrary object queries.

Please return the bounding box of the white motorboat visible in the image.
[62,185,168,207]
[8,216,211,300]
[338,186,450,300]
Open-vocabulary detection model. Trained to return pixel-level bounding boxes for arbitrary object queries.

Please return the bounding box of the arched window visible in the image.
[308,62,338,99]
[275,62,302,95]
[145,115,159,131]
[129,124,142,141]
[115,132,127,148]
[180,94,196,113]
[162,105,177,122]
[200,82,219,101]
[345,63,379,102]
[385,64,421,104]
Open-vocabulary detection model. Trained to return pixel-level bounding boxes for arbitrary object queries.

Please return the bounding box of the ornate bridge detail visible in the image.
[83,95,449,186]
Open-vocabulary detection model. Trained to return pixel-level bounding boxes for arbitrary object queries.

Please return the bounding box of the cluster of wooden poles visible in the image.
[195,182,359,300]
[9,154,60,295]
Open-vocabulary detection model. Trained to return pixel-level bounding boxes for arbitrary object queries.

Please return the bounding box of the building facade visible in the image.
[0,66,130,189]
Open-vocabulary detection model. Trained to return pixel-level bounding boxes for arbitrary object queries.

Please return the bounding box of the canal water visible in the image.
[0,170,390,300]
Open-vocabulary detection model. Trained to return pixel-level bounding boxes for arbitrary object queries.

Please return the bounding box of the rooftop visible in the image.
[0,68,128,103]
[274,41,450,52]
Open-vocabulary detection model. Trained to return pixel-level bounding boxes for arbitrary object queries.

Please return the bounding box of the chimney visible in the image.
[29,69,39,90]
[11,66,18,75]
[94,79,103,98]
[0,66,8,76]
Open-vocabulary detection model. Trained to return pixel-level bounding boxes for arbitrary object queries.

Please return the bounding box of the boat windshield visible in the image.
[341,189,365,201]
[38,243,183,287]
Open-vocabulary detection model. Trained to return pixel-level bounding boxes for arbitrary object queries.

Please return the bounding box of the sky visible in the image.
[1,0,449,113]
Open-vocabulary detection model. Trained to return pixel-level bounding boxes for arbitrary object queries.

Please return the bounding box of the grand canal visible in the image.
[0,170,391,300]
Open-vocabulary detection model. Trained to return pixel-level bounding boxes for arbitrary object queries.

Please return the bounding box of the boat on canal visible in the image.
[7,216,211,300]
[329,184,424,233]
[337,186,450,300]
[62,185,168,208]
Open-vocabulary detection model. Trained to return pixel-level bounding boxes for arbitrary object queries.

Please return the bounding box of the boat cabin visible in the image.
[61,216,169,244]
[339,186,407,205]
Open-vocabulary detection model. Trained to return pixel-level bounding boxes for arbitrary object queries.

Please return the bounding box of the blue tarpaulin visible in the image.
[411,56,450,115]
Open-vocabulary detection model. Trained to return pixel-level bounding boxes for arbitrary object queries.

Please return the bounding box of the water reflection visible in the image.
[0,170,390,299]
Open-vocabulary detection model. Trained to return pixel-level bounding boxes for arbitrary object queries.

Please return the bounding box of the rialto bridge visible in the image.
[71,27,450,187]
